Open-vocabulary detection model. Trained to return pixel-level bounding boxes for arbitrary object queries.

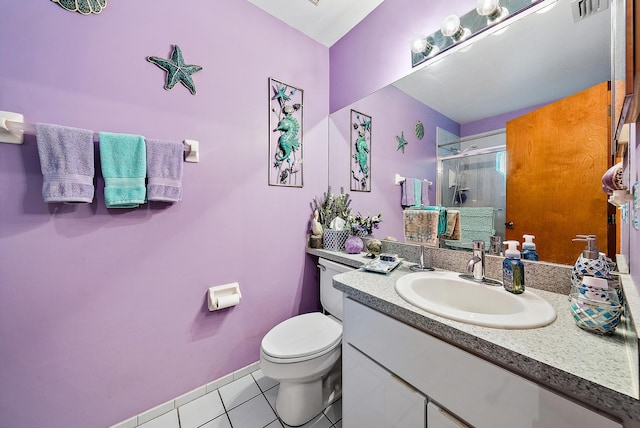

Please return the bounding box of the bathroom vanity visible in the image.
[306,247,640,427]
[343,297,621,427]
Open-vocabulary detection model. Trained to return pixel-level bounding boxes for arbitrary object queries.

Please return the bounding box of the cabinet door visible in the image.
[427,402,469,428]
[343,343,426,427]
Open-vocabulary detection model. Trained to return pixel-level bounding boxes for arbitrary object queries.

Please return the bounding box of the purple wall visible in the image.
[0,2,328,427]
[328,86,459,240]
[460,104,547,137]
[329,0,477,113]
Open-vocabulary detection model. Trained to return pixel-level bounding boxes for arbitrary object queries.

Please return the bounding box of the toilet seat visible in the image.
[261,313,342,362]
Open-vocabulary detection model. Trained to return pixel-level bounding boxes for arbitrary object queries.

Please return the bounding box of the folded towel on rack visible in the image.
[442,210,461,240]
[99,132,146,208]
[36,123,95,203]
[422,206,447,235]
[146,139,183,202]
[403,209,439,247]
[400,178,415,207]
[413,178,422,208]
[401,177,424,208]
[421,179,430,206]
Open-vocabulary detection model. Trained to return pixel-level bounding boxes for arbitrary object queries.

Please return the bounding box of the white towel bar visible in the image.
[395,173,433,186]
[0,111,199,163]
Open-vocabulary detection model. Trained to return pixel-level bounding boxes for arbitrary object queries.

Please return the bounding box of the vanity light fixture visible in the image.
[440,15,471,42]
[476,0,509,23]
[411,0,547,68]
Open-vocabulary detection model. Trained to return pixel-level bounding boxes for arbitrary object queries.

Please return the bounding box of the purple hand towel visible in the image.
[146,139,183,202]
[35,123,95,203]
[401,178,415,207]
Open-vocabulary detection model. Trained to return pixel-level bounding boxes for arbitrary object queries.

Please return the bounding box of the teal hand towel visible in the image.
[411,178,422,209]
[99,132,146,208]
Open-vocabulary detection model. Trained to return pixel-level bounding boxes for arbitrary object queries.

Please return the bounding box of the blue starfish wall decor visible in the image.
[52,0,106,14]
[396,131,408,153]
[147,45,203,95]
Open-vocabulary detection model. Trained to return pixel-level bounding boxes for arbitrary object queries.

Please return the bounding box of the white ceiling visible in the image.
[248,0,611,124]
[246,0,384,47]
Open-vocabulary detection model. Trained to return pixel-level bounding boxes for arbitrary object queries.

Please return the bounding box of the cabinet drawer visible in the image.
[343,343,426,427]
[343,297,621,428]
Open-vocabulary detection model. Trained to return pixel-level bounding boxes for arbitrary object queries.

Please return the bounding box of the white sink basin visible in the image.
[395,271,556,329]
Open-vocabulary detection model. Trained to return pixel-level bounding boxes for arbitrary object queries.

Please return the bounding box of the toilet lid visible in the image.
[261,313,342,360]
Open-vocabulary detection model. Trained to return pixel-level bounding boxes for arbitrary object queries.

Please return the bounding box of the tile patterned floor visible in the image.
[137,369,342,428]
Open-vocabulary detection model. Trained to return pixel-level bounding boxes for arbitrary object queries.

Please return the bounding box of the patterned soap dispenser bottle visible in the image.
[570,235,611,288]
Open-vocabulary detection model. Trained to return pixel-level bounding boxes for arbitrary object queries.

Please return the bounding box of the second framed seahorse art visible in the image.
[350,109,372,192]
[268,77,304,187]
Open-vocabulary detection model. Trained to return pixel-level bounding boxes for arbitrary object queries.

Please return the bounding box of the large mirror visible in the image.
[328,0,626,265]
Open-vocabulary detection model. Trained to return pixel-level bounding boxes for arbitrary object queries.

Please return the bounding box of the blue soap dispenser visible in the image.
[503,240,525,294]
[521,234,539,261]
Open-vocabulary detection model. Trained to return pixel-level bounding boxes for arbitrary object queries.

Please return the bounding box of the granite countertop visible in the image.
[306,247,640,424]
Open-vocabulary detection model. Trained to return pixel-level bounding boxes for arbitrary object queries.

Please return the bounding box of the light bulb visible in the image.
[440,15,461,37]
[440,15,470,42]
[410,35,434,55]
[476,0,508,22]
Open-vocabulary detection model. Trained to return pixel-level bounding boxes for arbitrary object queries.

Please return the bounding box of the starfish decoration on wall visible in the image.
[396,131,408,153]
[147,45,203,95]
[272,83,291,107]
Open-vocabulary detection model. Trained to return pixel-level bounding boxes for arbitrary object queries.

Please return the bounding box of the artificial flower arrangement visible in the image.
[347,212,383,236]
[311,186,352,230]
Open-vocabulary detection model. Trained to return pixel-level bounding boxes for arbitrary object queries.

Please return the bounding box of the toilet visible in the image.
[260,257,353,426]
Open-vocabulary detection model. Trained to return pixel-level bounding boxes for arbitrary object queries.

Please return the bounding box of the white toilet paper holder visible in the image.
[208,282,242,311]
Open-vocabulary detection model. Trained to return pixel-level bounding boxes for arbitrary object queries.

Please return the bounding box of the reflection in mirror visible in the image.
[328,0,622,265]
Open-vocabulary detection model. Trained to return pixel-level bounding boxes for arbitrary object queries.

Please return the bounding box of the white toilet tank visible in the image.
[318,258,354,321]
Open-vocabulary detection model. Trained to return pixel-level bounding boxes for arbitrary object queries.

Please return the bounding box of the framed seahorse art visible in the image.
[350,109,372,192]
[269,78,304,187]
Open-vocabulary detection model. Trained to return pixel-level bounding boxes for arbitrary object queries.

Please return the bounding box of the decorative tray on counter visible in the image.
[362,255,403,274]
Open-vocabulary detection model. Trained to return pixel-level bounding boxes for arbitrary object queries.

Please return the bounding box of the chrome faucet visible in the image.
[466,240,486,281]
[461,240,502,286]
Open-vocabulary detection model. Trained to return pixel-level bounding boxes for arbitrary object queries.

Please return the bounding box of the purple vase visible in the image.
[345,234,364,254]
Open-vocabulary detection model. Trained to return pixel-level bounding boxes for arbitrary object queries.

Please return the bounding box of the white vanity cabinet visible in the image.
[342,297,622,428]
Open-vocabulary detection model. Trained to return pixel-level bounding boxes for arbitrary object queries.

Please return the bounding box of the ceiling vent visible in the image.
[571,0,609,22]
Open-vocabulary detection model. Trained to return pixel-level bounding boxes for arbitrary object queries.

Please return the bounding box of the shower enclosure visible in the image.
[436,128,507,249]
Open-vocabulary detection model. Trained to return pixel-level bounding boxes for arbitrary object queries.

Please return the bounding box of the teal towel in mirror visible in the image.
[412,178,422,209]
[98,132,146,208]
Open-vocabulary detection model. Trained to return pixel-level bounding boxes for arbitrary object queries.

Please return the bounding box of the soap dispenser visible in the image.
[503,241,525,294]
[571,235,611,288]
[521,234,539,261]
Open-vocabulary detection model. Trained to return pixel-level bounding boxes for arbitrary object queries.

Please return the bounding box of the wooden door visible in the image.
[505,82,610,265]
